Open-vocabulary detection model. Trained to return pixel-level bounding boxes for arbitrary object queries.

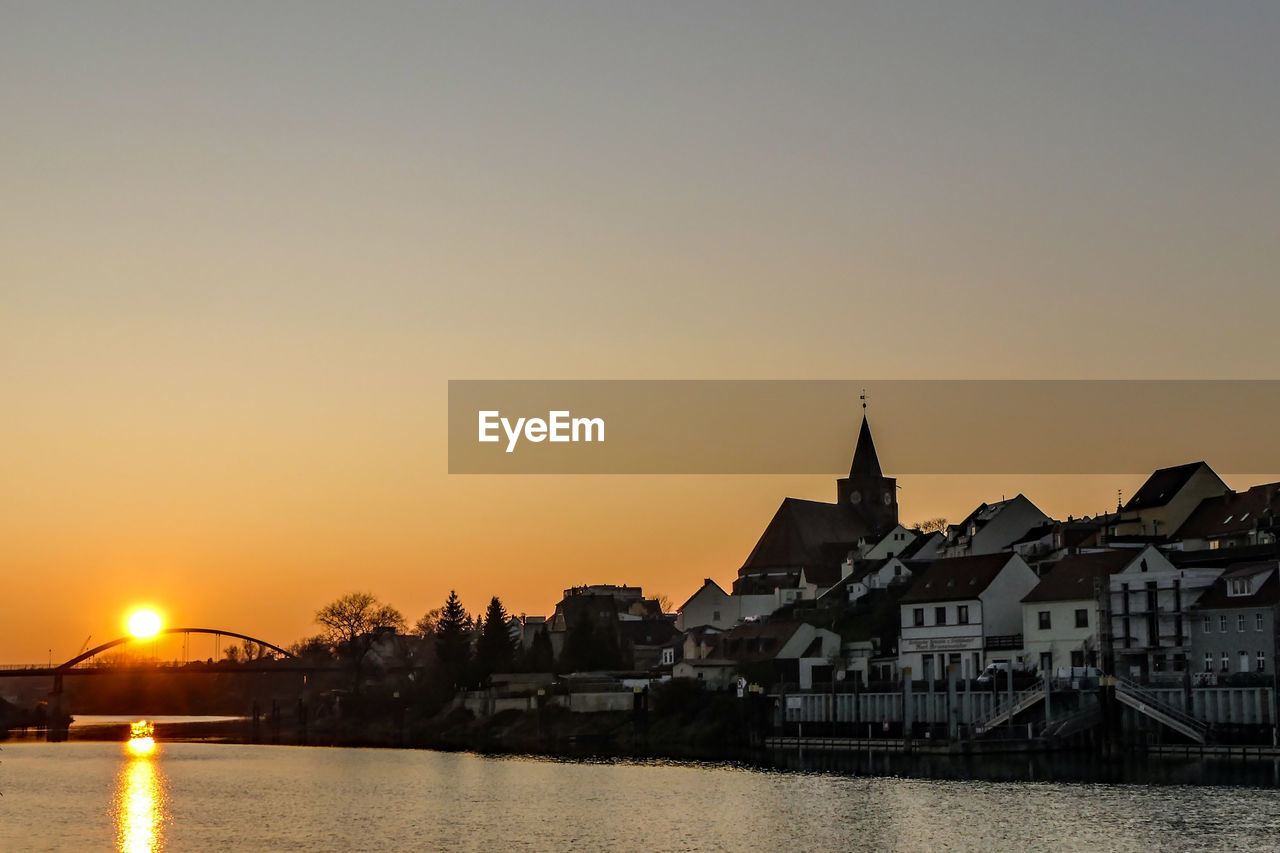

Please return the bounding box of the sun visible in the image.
[127,609,163,639]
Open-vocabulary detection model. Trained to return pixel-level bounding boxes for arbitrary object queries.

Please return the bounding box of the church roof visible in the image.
[738,498,871,573]
[849,415,883,479]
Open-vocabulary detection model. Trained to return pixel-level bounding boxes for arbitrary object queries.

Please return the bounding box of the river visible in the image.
[3,735,1280,851]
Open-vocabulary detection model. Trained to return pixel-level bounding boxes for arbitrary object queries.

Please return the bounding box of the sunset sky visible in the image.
[3,3,1278,663]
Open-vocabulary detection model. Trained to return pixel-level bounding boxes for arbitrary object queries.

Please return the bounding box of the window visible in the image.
[1070,650,1084,668]
[1220,615,1228,633]
[1209,540,1220,550]
[1075,609,1088,628]
[1238,614,1247,632]
[1204,653,1213,672]
[1229,577,1253,596]
[1140,559,1148,572]
[1257,613,1265,632]
[1259,652,1267,673]
[913,608,924,627]
[661,647,675,666]
[712,610,720,622]
[957,605,969,624]
[1220,652,1229,672]
[935,606,947,625]
[1203,616,1211,633]
[1038,611,1051,630]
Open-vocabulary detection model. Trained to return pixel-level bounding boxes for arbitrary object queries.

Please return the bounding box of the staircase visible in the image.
[1114,678,1209,744]
[973,679,1046,735]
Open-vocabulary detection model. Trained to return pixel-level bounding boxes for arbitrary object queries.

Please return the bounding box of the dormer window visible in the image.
[1228,577,1253,597]
[1140,559,1148,572]
[1223,516,1233,525]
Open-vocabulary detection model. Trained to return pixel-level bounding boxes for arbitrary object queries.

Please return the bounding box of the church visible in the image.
[733,414,899,599]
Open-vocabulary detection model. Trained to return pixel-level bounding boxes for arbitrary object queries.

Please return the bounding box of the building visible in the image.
[732,415,897,607]
[941,495,1051,558]
[1020,548,1157,676]
[676,579,735,631]
[1107,548,1222,681]
[1187,561,1280,684]
[713,621,842,690]
[1109,461,1230,540]
[897,553,1039,681]
[1173,482,1280,552]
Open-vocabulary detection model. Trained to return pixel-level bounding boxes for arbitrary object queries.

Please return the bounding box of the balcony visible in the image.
[984,634,1023,651]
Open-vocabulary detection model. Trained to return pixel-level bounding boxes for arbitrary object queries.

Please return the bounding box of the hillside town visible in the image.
[482,414,1280,749]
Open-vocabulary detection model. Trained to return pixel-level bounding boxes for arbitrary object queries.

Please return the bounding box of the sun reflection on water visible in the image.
[114,724,167,852]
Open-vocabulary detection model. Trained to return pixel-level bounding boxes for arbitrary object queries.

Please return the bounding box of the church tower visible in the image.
[836,414,898,534]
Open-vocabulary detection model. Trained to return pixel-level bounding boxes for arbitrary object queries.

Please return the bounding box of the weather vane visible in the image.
[860,388,868,411]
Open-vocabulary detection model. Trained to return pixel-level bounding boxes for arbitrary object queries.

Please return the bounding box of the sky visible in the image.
[2,2,1278,663]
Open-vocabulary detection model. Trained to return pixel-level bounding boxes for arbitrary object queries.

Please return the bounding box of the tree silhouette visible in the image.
[315,592,405,694]
[474,597,516,684]
[435,590,471,689]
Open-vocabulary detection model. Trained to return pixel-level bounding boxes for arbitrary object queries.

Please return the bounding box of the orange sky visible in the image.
[3,4,1279,663]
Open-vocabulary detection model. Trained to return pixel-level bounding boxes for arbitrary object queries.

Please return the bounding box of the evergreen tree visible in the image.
[475,596,516,684]
[524,625,556,673]
[436,590,471,689]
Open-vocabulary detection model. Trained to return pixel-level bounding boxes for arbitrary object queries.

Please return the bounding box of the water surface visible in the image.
[3,740,1280,851]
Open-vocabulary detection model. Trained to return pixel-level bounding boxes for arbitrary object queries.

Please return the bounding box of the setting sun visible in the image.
[126,609,163,639]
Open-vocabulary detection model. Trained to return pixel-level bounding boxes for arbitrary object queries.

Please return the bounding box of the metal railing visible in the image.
[972,678,1045,734]
[1114,677,1209,744]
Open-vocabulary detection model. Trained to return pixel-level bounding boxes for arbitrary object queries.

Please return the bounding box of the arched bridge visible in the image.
[58,627,296,670]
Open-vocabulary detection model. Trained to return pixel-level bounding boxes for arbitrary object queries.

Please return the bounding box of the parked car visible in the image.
[976,661,1036,685]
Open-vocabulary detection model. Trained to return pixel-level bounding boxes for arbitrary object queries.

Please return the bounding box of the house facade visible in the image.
[1020,548,1157,676]
[941,495,1051,558]
[1187,561,1280,683]
[1107,548,1223,680]
[897,553,1039,681]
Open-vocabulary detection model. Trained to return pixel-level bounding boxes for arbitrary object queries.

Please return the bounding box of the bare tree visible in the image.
[315,592,406,693]
[414,607,442,639]
[912,517,948,534]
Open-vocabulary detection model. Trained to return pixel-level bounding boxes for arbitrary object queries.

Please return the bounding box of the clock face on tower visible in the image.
[849,491,862,505]
[883,491,893,505]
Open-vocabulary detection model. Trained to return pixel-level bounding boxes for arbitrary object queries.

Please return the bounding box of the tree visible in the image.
[560,611,623,672]
[474,596,517,684]
[913,517,948,534]
[523,625,555,673]
[435,590,471,689]
[655,594,674,613]
[315,592,406,693]
[414,608,442,639]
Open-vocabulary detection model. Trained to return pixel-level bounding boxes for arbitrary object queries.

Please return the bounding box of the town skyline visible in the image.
[5,2,1279,665]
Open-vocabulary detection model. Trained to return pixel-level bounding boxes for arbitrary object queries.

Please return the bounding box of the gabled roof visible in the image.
[849,415,883,479]
[1021,550,1135,603]
[677,578,728,613]
[1174,482,1280,541]
[1124,462,1212,511]
[900,553,1018,603]
[899,531,942,559]
[1193,562,1280,610]
[739,497,870,573]
[716,621,806,663]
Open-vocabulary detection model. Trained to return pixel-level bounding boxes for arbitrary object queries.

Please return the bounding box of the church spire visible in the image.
[849,415,883,480]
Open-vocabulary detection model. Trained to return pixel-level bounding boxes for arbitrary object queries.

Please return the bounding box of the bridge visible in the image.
[0,627,331,742]
[0,627,302,685]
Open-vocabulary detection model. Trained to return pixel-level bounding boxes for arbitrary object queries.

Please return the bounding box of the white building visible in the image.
[898,553,1039,680]
[1020,547,1160,676]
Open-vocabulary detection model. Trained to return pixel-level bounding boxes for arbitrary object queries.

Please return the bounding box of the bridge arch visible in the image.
[57,628,296,670]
